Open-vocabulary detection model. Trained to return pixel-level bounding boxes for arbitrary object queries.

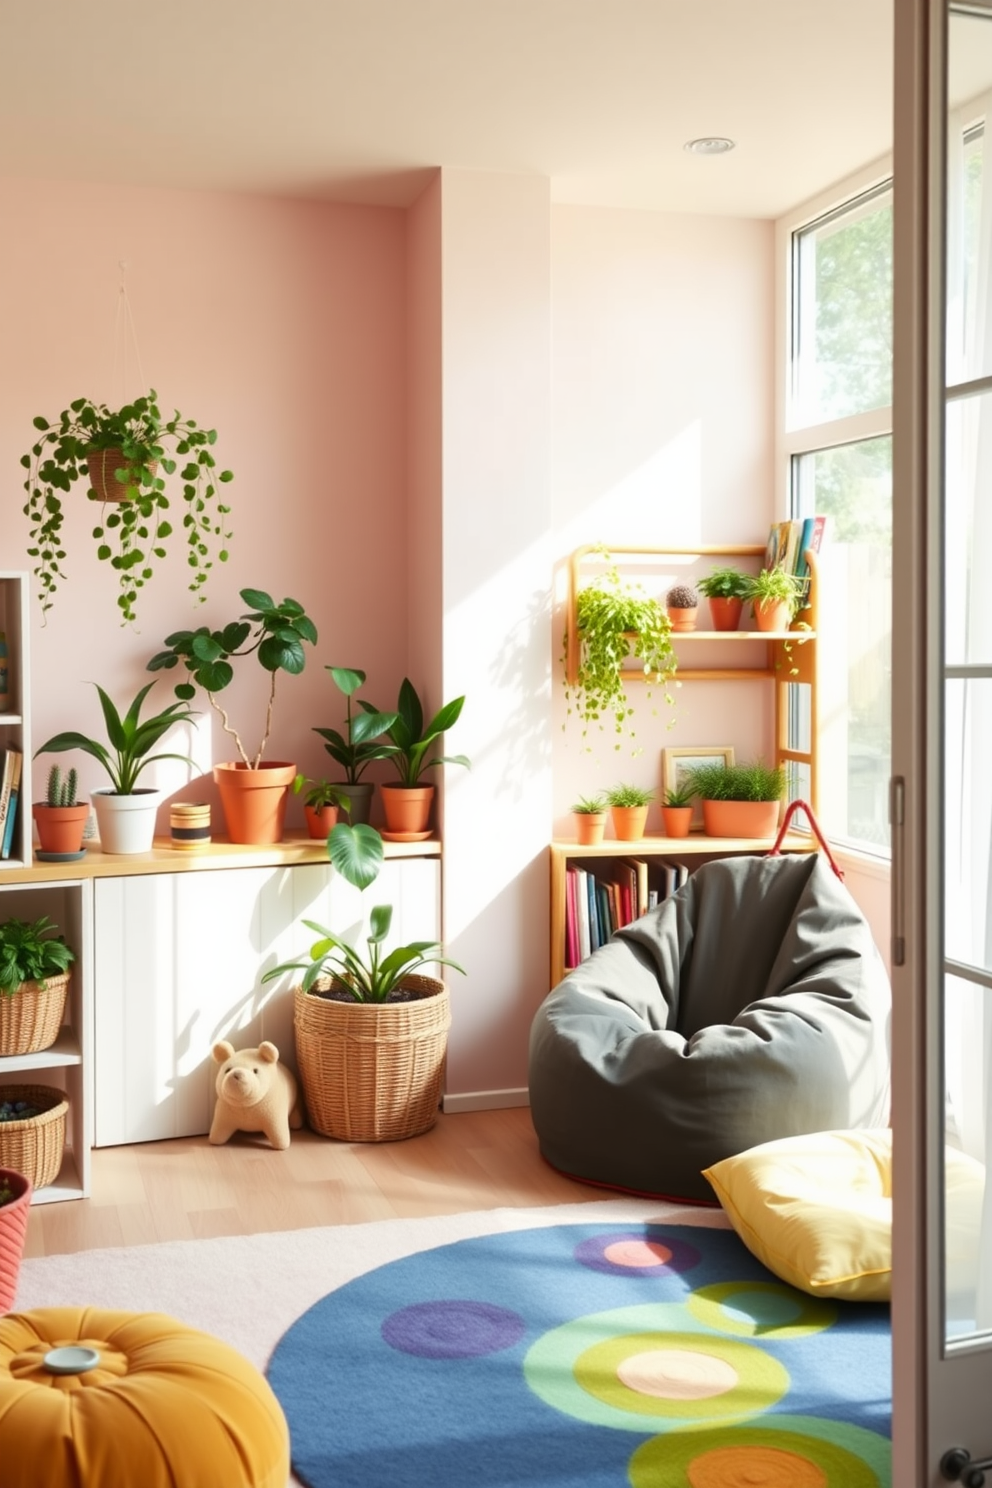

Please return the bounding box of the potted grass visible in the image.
[743,567,806,633]
[661,780,696,838]
[368,678,469,837]
[697,566,751,632]
[0,914,75,1058]
[686,758,786,840]
[570,793,609,846]
[34,681,199,854]
[605,782,654,842]
[148,588,318,844]
[0,1166,32,1312]
[21,390,233,625]
[263,822,465,1142]
[312,667,398,826]
[31,765,90,858]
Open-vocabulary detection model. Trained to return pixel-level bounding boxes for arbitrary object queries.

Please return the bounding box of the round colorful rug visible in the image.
[267,1221,891,1487]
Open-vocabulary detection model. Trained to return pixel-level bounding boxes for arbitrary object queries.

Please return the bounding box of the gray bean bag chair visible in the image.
[529,853,891,1202]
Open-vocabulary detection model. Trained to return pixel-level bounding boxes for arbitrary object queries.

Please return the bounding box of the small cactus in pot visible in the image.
[33,765,90,858]
[46,765,78,807]
[666,583,699,632]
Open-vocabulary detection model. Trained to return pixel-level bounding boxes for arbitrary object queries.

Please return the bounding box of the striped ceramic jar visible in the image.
[169,802,211,851]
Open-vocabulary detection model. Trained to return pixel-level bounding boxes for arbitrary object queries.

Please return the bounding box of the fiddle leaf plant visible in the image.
[563,551,678,752]
[21,390,233,624]
[147,588,317,770]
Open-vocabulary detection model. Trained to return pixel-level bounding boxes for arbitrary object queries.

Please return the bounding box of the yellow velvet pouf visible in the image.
[0,1306,290,1488]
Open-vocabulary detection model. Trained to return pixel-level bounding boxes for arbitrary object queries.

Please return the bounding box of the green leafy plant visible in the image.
[563,553,678,750]
[742,567,806,618]
[696,567,752,600]
[314,668,399,785]
[0,915,75,996]
[21,390,233,624]
[34,681,199,795]
[147,588,318,770]
[262,822,465,1004]
[663,781,696,808]
[684,759,786,803]
[293,776,352,813]
[605,782,655,808]
[368,678,470,787]
[570,793,607,814]
[45,764,78,807]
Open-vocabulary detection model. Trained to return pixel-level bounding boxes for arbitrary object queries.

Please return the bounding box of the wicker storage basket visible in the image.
[294,975,451,1142]
[0,1085,68,1190]
[0,974,71,1058]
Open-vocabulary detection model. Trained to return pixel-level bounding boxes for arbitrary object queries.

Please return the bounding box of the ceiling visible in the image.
[0,0,894,218]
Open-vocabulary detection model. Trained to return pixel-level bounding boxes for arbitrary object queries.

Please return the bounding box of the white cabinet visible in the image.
[93,856,441,1146]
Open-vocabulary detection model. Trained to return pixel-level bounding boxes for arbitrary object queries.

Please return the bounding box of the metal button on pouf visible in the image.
[0,1306,290,1488]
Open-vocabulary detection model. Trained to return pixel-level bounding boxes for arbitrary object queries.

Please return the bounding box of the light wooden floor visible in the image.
[24,1107,601,1259]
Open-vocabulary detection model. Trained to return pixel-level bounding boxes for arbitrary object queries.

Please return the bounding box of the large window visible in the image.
[782,180,893,854]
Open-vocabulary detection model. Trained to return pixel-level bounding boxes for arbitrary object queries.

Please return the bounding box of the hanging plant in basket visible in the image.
[21,390,234,623]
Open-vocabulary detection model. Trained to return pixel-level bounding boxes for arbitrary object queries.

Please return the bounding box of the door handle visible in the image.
[942,1445,992,1486]
[890,775,905,967]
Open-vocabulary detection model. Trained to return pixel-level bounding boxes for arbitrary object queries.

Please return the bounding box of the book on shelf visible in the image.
[0,751,22,859]
[765,519,799,573]
[0,747,22,858]
[565,867,580,970]
[575,866,591,962]
[794,514,827,602]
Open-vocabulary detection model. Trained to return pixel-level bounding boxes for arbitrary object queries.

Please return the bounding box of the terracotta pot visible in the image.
[701,798,782,839]
[331,782,374,826]
[667,606,698,632]
[380,784,435,835]
[0,1166,32,1313]
[304,802,340,839]
[86,449,159,503]
[661,805,693,838]
[214,761,296,844]
[708,596,744,632]
[32,803,90,855]
[91,788,161,854]
[753,598,791,633]
[610,804,649,842]
[574,811,607,846]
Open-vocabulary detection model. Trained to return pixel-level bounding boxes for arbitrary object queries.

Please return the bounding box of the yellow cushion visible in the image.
[703,1128,983,1303]
[0,1307,290,1488]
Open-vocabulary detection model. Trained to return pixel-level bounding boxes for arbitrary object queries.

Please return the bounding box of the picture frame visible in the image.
[662,746,735,826]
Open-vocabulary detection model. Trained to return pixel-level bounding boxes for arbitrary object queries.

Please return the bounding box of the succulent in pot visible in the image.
[34,681,200,854]
[148,588,318,844]
[604,782,654,842]
[665,583,699,632]
[365,678,470,836]
[32,764,90,857]
[312,667,399,826]
[661,780,696,838]
[21,390,233,624]
[570,792,608,846]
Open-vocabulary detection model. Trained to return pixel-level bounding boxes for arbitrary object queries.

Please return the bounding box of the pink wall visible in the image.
[0,178,410,825]
[550,205,777,831]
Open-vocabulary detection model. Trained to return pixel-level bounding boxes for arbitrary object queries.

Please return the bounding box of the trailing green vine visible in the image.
[562,552,678,751]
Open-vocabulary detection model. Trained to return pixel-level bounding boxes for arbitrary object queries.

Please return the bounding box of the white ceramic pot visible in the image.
[91,788,161,854]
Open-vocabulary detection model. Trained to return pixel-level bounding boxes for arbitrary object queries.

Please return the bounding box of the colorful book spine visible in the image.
[794,514,827,602]
[0,750,21,859]
[565,868,580,971]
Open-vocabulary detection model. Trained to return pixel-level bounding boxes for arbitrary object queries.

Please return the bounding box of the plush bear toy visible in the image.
[209,1040,303,1150]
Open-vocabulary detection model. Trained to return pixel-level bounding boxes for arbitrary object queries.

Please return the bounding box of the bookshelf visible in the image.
[0,573,31,869]
[554,542,822,987]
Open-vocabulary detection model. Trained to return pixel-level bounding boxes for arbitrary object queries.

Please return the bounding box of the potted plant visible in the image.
[661,781,696,838]
[369,678,470,837]
[605,782,654,842]
[570,793,609,846]
[0,914,75,1057]
[697,567,751,632]
[293,776,352,840]
[148,588,318,843]
[563,553,678,750]
[0,1166,32,1313]
[34,681,199,854]
[21,390,234,624]
[262,822,465,1142]
[32,765,90,858]
[742,567,807,633]
[685,758,786,840]
[666,583,699,632]
[312,668,398,826]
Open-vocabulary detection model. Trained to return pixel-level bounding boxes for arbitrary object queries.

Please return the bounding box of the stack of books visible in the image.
[564,858,691,971]
[764,515,827,602]
[0,747,22,859]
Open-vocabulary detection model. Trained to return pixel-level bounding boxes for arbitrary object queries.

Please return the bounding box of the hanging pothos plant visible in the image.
[563,552,678,751]
[21,389,233,624]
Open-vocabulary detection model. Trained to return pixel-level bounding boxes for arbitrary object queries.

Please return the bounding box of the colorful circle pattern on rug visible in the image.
[267,1222,892,1488]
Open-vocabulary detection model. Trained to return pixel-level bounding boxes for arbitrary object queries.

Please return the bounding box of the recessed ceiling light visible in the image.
[684,137,735,156]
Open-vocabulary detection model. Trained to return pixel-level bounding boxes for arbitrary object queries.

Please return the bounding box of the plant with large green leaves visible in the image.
[563,552,678,751]
[0,915,75,997]
[371,678,470,787]
[262,822,465,1004]
[21,390,233,624]
[34,681,199,795]
[314,667,398,784]
[147,588,318,770]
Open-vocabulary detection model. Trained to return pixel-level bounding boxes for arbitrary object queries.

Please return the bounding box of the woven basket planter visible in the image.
[294,975,451,1143]
[0,1085,68,1190]
[0,974,71,1057]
